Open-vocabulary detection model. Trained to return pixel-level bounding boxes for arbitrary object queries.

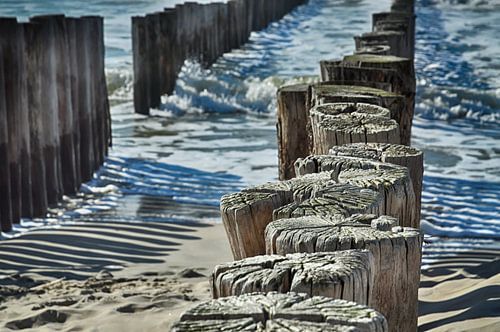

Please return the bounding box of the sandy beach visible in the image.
[0,222,231,331]
[0,222,497,331]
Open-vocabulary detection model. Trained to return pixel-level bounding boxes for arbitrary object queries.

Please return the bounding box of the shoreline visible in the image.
[0,222,498,331]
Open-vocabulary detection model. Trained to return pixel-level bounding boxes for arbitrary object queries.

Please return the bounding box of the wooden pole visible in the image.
[66,18,82,189]
[86,16,108,170]
[277,83,408,181]
[372,12,415,59]
[0,40,13,231]
[222,155,418,260]
[1,18,24,223]
[211,250,374,305]
[51,15,78,195]
[96,17,111,157]
[31,16,65,204]
[294,155,418,228]
[173,292,388,331]
[266,215,421,332]
[320,54,415,145]
[74,18,95,182]
[146,13,161,110]
[311,84,408,145]
[23,22,49,217]
[276,84,311,180]
[132,16,150,115]
[328,143,423,222]
[13,22,34,218]
[158,10,173,95]
[309,103,400,154]
[83,17,101,173]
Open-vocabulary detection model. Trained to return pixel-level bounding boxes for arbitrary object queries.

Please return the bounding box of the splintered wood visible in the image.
[172,292,388,331]
[294,154,419,228]
[211,250,374,305]
[221,156,418,260]
[328,143,423,217]
[265,214,422,332]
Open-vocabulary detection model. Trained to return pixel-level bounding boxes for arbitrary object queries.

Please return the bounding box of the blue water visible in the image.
[0,0,499,263]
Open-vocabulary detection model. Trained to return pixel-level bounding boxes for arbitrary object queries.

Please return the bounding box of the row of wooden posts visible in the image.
[174,0,422,331]
[132,0,308,115]
[0,16,111,232]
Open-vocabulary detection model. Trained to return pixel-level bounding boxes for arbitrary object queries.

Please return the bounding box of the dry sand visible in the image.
[0,222,231,331]
[0,222,498,331]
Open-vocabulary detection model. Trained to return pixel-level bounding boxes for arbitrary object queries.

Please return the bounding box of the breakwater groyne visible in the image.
[0,16,110,232]
[132,0,308,115]
[173,0,423,331]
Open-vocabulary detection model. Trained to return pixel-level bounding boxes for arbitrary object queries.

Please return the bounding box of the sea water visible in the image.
[0,0,499,264]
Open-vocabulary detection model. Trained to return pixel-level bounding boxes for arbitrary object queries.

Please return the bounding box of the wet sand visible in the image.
[0,223,498,331]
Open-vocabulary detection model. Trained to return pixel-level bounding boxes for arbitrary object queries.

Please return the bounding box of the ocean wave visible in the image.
[421,175,500,239]
[106,67,133,105]
[415,0,499,124]
[158,60,318,115]
[416,84,500,123]
[104,0,387,116]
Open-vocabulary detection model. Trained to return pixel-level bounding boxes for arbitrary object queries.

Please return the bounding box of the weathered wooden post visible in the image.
[74,17,96,182]
[50,15,78,195]
[276,84,311,180]
[277,83,409,180]
[23,22,49,218]
[16,22,34,218]
[328,143,423,220]
[173,292,388,331]
[94,16,111,159]
[132,16,150,115]
[372,12,415,59]
[30,16,65,204]
[222,157,417,259]
[310,84,407,143]
[146,13,162,110]
[309,103,400,154]
[320,54,415,145]
[0,18,27,223]
[66,18,82,189]
[265,214,422,332]
[227,1,239,51]
[86,16,108,170]
[0,42,13,231]
[291,156,417,228]
[354,31,408,58]
[158,10,171,95]
[211,250,374,305]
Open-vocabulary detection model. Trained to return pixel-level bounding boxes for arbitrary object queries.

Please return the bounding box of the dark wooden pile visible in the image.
[0,16,111,232]
[132,0,308,115]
